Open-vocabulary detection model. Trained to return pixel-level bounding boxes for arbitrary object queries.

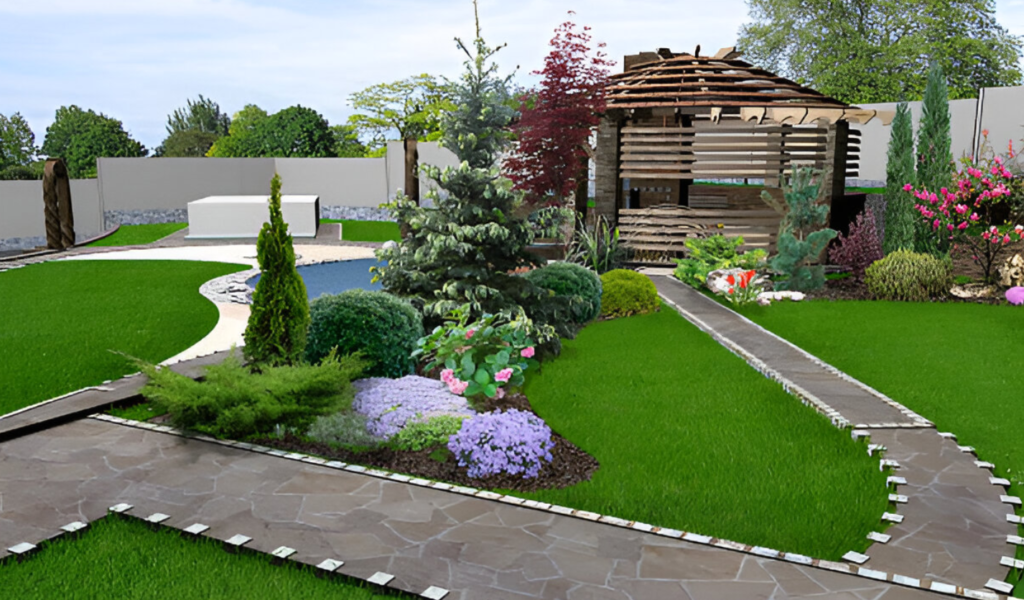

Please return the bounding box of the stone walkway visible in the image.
[651,276,1019,596]
[0,418,947,600]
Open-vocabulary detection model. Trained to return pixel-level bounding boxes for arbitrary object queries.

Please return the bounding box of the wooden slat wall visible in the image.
[618,204,780,264]
[619,124,860,180]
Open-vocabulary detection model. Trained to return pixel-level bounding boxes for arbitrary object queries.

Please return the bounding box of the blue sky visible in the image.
[2,0,1023,152]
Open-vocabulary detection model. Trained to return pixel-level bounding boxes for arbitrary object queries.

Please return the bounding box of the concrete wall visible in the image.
[0,179,101,251]
[385,140,462,205]
[275,158,387,208]
[851,85,1024,183]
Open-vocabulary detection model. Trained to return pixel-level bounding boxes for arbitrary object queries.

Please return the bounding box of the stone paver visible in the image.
[0,419,945,600]
[651,275,1016,594]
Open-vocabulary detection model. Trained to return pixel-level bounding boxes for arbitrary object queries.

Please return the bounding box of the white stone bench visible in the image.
[186,195,319,239]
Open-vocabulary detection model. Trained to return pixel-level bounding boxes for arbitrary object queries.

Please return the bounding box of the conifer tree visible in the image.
[373,2,566,337]
[243,174,309,366]
[883,101,917,254]
[915,61,953,254]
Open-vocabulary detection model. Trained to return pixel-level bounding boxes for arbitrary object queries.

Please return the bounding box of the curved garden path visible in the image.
[650,274,1020,597]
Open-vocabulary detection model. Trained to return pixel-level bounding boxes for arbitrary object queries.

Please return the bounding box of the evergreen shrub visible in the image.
[523,262,602,324]
[306,289,423,378]
[393,415,468,452]
[600,269,659,318]
[864,249,952,301]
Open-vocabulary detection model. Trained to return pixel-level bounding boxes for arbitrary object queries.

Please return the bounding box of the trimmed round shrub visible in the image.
[600,269,659,318]
[393,414,468,451]
[864,249,952,301]
[306,289,424,377]
[523,262,602,324]
[447,409,554,479]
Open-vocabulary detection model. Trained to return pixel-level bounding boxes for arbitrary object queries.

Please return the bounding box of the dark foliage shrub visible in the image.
[600,269,659,318]
[864,249,952,301]
[137,350,365,439]
[828,207,884,283]
[306,289,424,377]
[523,262,602,324]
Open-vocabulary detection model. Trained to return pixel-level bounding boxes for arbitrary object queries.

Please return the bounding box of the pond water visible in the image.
[247,258,382,301]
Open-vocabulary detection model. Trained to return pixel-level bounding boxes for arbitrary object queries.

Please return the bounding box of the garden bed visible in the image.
[252,393,598,494]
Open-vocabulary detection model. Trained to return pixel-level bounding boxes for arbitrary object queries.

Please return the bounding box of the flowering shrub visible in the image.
[828,207,884,283]
[351,375,474,439]
[415,307,541,400]
[904,136,1024,283]
[447,409,555,479]
[673,235,767,288]
[719,270,764,306]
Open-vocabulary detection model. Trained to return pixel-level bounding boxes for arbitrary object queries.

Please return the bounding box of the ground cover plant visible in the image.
[0,259,248,415]
[322,219,401,242]
[742,300,1024,591]
[0,516,407,599]
[520,304,890,559]
[86,223,188,247]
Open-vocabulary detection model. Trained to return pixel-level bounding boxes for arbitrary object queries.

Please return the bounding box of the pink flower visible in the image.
[903,183,913,191]
[440,368,454,383]
[958,221,968,230]
[447,378,469,395]
[465,329,476,340]
[1004,234,1012,244]
[520,346,535,358]
[494,368,514,383]
[494,387,505,400]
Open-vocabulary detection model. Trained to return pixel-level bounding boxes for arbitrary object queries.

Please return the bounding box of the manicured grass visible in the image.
[521,304,890,560]
[0,516,405,599]
[322,220,401,242]
[0,260,248,415]
[741,300,1024,591]
[87,223,188,246]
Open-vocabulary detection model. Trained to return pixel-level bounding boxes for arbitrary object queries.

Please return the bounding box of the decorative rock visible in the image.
[756,290,806,303]
[950,283,998,299]
[998,253,1024,288]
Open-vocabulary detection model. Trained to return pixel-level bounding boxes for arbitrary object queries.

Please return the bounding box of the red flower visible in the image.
[726,274,736,285]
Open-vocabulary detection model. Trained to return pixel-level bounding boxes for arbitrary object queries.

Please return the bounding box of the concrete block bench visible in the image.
[186,195,319,239]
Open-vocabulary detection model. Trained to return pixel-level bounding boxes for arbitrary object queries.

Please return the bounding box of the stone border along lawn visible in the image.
[0,260,250,415]
[86,223,189,247]
[322,219,401,243]
[738,299,1024,594]
[0,511,423,600]
[518,303,891,561]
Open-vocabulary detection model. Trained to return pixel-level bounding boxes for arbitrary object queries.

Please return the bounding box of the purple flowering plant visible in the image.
[447,409,555,479]
[414,307,544,401]
[351,375,475,440]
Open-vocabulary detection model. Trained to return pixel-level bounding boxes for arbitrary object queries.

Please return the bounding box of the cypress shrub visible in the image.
[915,61,953,256]
[243,174,309,367]
[884,101,917,254]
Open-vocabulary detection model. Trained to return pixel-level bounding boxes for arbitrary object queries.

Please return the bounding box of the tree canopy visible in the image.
[0,112,36,170]
[346,74,456,156]
[504,14,613,207]
[40,105,147,178]
[206,105,335,158]
[737,0,1023,103]
[157,95,231,157]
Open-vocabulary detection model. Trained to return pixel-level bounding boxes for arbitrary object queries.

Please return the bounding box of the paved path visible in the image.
[651,276,1018,595]
[0,418,942,600]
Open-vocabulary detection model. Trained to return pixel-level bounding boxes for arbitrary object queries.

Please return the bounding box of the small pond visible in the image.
[247,259,382,301]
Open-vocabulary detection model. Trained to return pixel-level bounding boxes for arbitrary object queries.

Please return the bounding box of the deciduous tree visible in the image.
[41,105,146,178]
[0,112,36,170]
[157,95,230,156]
[346,74,456,156]
[738,0,1022,103]
[504,14,614,210]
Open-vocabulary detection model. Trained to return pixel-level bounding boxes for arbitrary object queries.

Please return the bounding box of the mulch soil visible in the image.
[804,275,1010,304]
[250,392,600,494]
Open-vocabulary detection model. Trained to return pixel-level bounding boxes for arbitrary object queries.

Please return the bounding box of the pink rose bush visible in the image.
[904,136,1024,283]
[414,307,545,402]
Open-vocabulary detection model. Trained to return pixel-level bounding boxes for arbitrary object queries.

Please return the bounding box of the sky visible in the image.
[2,0,1024,152]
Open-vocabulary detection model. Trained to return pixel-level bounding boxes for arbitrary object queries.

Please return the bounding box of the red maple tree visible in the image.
[504,14,615,211]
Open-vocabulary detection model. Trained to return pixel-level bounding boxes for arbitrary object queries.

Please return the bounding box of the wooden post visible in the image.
[593,114,622,226]
[826,120,849,210]
[673,114,692,206]
[403,138,419,205]
[574,154,589,218]
[43,159,74,249]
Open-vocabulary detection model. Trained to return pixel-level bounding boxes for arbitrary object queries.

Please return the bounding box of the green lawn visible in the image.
[521,304,890,560]
[87,223,188,247]
[0,260,248,415]
[323,220,401,242]
[0,516,406,599]
[740,299,1024,592]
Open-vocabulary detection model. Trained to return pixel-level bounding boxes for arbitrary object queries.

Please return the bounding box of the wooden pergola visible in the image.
[593,45,893,259]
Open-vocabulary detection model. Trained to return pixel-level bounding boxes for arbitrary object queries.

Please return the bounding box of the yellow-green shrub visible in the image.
[864,249,952,301]
[600,269,659,318]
